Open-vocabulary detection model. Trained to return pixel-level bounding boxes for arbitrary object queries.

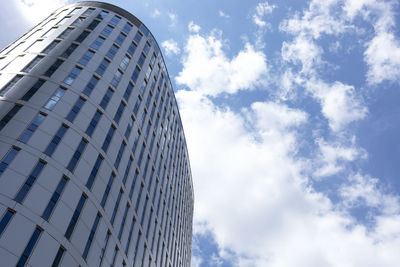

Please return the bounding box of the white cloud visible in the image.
[188,21,201,33]
[307,80,368,132]
[253,1,276,27]
[161,39,180,56]
[314,138,366,177]
[16,0,68,24]
[176,31,268,96]
[218,10,230,19]
[168,11,178,27]
[151,8,160,18]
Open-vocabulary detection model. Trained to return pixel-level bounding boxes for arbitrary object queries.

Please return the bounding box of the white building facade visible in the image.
[0,2,193,266]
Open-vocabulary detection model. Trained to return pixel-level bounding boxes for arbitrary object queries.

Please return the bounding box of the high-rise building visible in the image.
[0,2,193,266]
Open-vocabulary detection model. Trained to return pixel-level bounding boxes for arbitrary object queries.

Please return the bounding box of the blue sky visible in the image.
[1,0,400,266]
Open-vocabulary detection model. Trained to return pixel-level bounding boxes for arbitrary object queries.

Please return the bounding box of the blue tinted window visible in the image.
[129,169,139,200]
[96,11,108,20]
[133,98,141,116]
[122,23,132,35]
[82,76,99,96]
[21,79,45,101]
[75,30,90,43]
[101,173,115,207]
[99,88,113,109]
[15,160,46,203]
[143,42,151,55]
[0,209,15,236]
[0,147,20,177]
[86,154,103,189]
[111,69,123,88]
[90,36,105,50]
[0,105,22,131]
[85,110,102,136]
[122,156,133,185]
[82,8,95,17]
[114,141,126,169]
[51,246,65,267]
[42,176,68,220]
[79,50,95,66]
[131,130,141,154]
[0,76,22,96]
[86,19,100,30]
[82,213,101,259]
[134,31,142,44]
[101,25,113,37]
[106,44,118,59]
[118,204,129,240]
[115,32,126,46]
[58,27,73,39]
[101,125,115,152]
[123,82,133,101]
[138,53,146,68]
[22,56,43,72]
[44,124,68,156]
[42,40,59,54]
[16,227,42,267]
[44,87,66,110]
[64,194,87,239]
[44,59,63,77]
[63,66,81,85]
[95,58,110,76]
[19,113,46,143]
[109,16,121,26]
[131,66,140,83]
[119,55,130,71]
[124,116,134,139]
[66,97,85,122]
[110,190,122,225]
[71,17,85,27]
[113,101,125,124]
[66,139,87,172]
[127,42,137,56]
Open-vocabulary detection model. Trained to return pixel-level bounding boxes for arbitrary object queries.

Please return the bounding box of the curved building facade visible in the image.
[0,2,193,267]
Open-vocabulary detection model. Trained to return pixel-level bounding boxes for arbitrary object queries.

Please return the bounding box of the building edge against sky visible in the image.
[0,1,194,266]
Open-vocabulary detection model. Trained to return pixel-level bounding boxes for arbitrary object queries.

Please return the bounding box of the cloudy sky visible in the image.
[1,0,400,266]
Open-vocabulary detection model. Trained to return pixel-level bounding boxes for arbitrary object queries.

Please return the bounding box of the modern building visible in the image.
[0,2,193,266]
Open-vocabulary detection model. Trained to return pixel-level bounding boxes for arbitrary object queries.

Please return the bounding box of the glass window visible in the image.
[96,10,109,20]
[82,76,99,96]
[122,23,132,35]
[125,217,136,254]
[51,246,65,267]
[85,154,103,189]
[118,203,129,240]
[134,31,143,44]
[68,7,81,16]
[0,75,23,96]
[106,44,118,59]
[114,141,126,169]
[113,101,125,124]
[44,124,68,156]
[99,88,113,109]
[131,66,140,83]
[101,125,115,152]
[25,39,43,53]
[63,66,81,85]
[85,109,102,137]
[64,194,87,239]
[22,56,44,72]
[61,43,78,58]
[111,69,123,88]
[57,16,70,25]
[82,8,95,17]
[66,138,88,172]
[18,113,46,143]
[101,173,115,207]
[111,190,122,225]
[71,17,85,27]
[122,156,133,185]
[0,209,15,237]
[44,87,66,110]
[0,104,22,131]
[42,40,60,54]
[123,82,133,101]
[90,36,105,50]
[79,50,95,66]
[95,58,110,76]
[133,98,141,116]
[83,213,101,259]
[124,116,134,139]
[129,169,139,199]
[43,27,59,37]
[109,16,121,26]
[0,147,20,177]
[119,55,130,71]
[42,176,68,220]
[87,19,100,30]
[145,65,152,80]
[115,32,126,46]
[138,53,146,68]
[21,79,45,101]
[58,27,73,39]
[75,30,90,43]
[14,160,46,203]
[43,59,64,77]
[127,42,137,56]
[101,25,114,37]
[143,42,151,55]
[139,80,147,96]
[66,97,85,122]
[16,227,43,267]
